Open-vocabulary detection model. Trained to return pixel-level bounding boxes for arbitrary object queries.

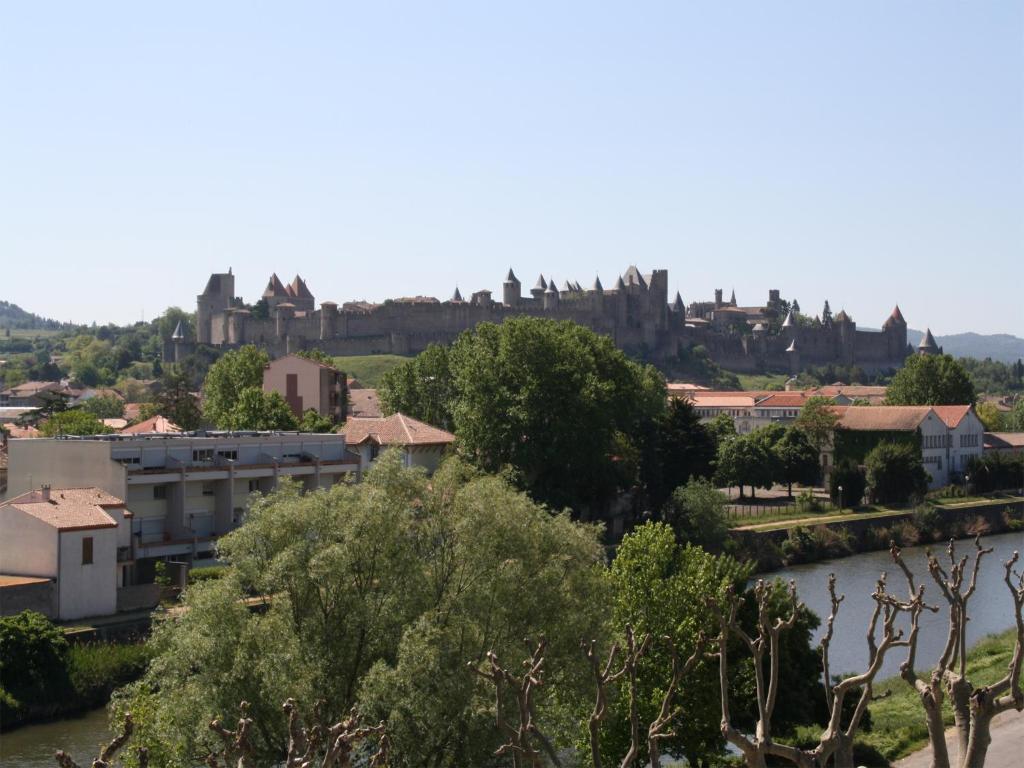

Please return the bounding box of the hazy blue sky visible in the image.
[2,2,1021,335]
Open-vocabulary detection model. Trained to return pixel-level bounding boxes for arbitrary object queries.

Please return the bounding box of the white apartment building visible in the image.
[2,432,359,582]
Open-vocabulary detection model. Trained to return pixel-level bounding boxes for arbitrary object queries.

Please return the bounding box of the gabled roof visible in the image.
[621,265,647,289]
[984,432,1024,450]
[267,354,341,373]
[348,388,382,418]
[2,487,124,531]
[290,275,314,299]
[342,413,455,447]
[931,405,974,429]
[120,415,183,434]
[835,406,932,432]
[263,273,290,298]
[835,309,852,323]
[1,381,62,398]
[755,393,811,408]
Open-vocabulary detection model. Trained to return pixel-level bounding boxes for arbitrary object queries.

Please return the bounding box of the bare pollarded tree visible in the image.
[890,538,1024,768]
[54,713,147,768]
[713,574,922,768]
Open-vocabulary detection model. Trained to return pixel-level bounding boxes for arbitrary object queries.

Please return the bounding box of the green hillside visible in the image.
[331,354,410,387]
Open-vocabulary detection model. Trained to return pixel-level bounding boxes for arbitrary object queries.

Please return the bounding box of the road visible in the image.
[895,710,1024,768]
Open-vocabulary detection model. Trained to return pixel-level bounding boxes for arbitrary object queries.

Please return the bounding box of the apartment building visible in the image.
[2,432,359,581]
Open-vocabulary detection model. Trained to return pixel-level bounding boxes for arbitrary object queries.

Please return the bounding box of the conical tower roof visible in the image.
[883,305,906,329]
[786,339,798,353]
[672,291,684,312]
[782,310,796,328]
[534,274,547,291]
[615,275,626,290]
[290,275,314,299]
[263,273,289,298]
[452,287,464,302]
[171,320,185,341]
[506,268,519,283]
[545,280,558,295]
[592,276,604,293]
[918,328,939,354]
[730,289,737,306]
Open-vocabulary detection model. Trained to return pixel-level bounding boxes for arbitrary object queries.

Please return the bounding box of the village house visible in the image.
[0,486,132,620]
[342,413,455,474]
[262,354,348,423]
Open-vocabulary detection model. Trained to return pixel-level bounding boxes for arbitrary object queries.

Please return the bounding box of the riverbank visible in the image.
[731,496,1024,571]
[860,629,1020,763]
[0,612,152,732]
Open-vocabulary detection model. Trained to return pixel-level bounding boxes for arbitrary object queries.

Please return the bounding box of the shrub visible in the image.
[794,489,824,514]
[829,460,866,508]
[0,610,72,712]
[68,642,152,707]
[911,504,942,542]
[811,525,854,559]
[864,442,929,506]
[663,477,730,552]
[188,565,228,584]
[1003,505,1024,532]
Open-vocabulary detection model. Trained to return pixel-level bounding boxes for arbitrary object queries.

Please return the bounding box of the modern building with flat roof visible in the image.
[2,432,360,582]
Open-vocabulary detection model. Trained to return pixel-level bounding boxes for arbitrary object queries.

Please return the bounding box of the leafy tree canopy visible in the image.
[885,354,977,406]
[794,396,839,453]
[223,388,298,431]
[772,426,820,497]
[201,345,270,429]
[79,394,125,419]
[39,409,114,436]
[662,477,731,552]
[864,441,929,505]
[378,343,454,431]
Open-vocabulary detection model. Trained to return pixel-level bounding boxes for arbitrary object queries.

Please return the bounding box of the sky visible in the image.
[1,2,1022,336]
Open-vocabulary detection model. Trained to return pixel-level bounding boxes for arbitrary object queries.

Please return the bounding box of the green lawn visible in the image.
[2,327,66,339]
[734,372,790,391]
[332,354,411,388]
[857,630,1018,762]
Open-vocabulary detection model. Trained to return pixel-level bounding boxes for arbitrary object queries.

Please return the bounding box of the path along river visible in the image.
[3,531,1022,767]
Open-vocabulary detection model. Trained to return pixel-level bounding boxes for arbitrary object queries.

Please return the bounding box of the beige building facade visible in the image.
[262,354,347,423]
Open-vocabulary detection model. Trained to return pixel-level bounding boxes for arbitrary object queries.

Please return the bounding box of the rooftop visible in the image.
[342,413,455,447]
[2,487,126,531]
[834,405,932,432]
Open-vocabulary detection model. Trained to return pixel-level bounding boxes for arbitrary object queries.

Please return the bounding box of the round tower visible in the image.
[503,268,521,307]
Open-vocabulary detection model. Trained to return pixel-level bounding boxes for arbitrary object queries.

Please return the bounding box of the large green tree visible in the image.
[150,368,202,430]
[39,409,114,436]
[864,441,929,504]
[113,453,608,767]
[772,426,820,497]
[661,477,731,552]
[715,433,775,498]
[885,354,977,406]
[794,396,839,453]
[80,394,125,419]
[223,389,298,431]
[642,397,717,511]
[201,345,270,428]
[378,343,454,431]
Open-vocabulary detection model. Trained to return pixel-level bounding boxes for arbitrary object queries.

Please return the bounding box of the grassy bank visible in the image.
[858,630,1018,762]
[1,612,152,731]
[331,354,410,387]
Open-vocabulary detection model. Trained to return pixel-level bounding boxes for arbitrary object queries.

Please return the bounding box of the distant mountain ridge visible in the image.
[907,329,1024,363]
[0,300,75,331]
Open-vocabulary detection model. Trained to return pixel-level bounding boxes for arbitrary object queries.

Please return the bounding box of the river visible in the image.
[771,529,1024,680]
[1,707,111,768]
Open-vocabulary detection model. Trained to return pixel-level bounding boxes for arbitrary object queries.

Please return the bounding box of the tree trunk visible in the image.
[961,709,993,768]
[921,693,951,768]
[787,481,793,498]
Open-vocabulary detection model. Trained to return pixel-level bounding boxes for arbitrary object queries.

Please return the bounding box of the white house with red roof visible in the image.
[341,413,455,474]
[0,486,132,620]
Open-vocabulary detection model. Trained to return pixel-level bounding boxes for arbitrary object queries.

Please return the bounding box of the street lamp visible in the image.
[838,485,843,512]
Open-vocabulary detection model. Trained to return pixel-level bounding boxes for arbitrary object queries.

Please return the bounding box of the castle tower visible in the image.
[171,320,185,363]
[196,269,236,344]
[320,301,338,340]
[263,273,292,312]
[451,287,464,303]
[590,276,604,311]
[917,328,941,356]
[288,275,316,312]
[543,280,559,310]
[730,289,737,307]
[714,289,724,309]
[671,291,685,315]
[503,269,521,307]
[531,274,547,301]
[882,305,908,360]
[835,309,856,365]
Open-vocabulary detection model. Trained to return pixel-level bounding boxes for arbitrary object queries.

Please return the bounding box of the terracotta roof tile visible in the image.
[121,415,183,434]
[349,389,382,418]
[342,413,454,447]
[836,406,932,432]
[3,487,124,531]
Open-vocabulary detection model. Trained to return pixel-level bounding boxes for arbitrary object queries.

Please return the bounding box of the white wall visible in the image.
[0,508,57,577]
[919,412,950,488]
[57,528,118,620]
[949,411,985,476]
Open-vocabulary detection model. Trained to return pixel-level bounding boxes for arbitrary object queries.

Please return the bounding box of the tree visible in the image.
[715,434,774,498]
[39,409,114,436]
[975,401,1004,431]
[80,394,125,419]
[378,343,454,431]
[1007,397,1024,431]
[793,396,838,454]
[706,412,737,448]
[772,427,820,497]
[445,317,665,512]
[0,611,72,721]
[642,397,717,511]
[157,307,194,343]
[201,345,270,428]
[828,459,866,508]
[890,539,1024,768]
[114,454,609,767]
[298,408,337,433]
[885,354,977,406]
[606,522,748,767]
[864,441,929,505]
[152,367,202,430]
[662,478,730,552]
[295,348,334,365]
[223,389,298,431]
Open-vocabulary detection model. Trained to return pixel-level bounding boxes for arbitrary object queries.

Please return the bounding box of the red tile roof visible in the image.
[342,413,455,447]
[755,393,812,408]
[835,406,932,431]
[349,388,382,418]
[931,405,973,429]
[2,487,124,531]
[121,415,182,434]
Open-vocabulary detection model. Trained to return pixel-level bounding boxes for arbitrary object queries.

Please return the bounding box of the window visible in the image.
[153,485,168,500]
[370,443,380,460]
[248,480,259,493]
[201,482,215,497]
[82,537,93,565]
[192,448,214,463]
[217,449,238,461]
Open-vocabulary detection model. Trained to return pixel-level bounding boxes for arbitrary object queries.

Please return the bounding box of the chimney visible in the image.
[40,484,51,502]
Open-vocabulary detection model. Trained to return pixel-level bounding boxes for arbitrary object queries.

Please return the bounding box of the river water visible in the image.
[4,532,1022,765]
[771,529,1024,680]
[1,707,111,768]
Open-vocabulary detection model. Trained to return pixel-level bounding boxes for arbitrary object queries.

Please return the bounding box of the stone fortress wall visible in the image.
[190,267,910,372]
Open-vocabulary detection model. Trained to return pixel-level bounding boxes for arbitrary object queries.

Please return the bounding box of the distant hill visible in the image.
[0,300,75,331]
[907,329,1024,364]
